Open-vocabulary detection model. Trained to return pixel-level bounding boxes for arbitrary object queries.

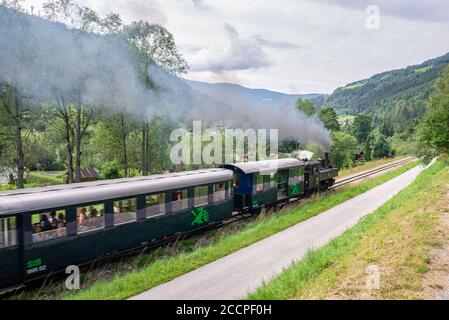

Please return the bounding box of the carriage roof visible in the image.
[0,169,234,216]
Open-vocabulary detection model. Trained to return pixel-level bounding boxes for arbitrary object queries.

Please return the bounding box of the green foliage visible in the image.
[100,161,123,180]
[326,53,449,147]
[296,98,315,117]
[418,65,449,155]
[371,133,392,158]
[388,134,418,157]
[327,53,449,117]
[123,21,188,75]
[330,131,357,169]
[318,107,340,131]
[351,114,372,144]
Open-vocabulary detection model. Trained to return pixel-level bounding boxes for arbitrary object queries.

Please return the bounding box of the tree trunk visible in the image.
[141,122,147,175]
[145,122,150,174]
[56,96,74,184]
[75,106,82,183]
[63,114,74,184]
[13,94,24,189]
[120,114,129,178]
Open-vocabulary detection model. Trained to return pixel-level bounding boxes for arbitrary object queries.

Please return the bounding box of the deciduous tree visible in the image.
[419,65,449,155]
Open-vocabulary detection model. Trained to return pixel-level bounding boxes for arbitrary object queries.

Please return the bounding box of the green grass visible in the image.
[248,158,448,300]
[0,184,15,191]
[63,161,419,300]
[26,172,64,187]
[343,83,366,90]
[414,66,433,74]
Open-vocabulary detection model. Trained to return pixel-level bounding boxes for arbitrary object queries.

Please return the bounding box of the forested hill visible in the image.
[326,52,449,116]
[185,80,323,109]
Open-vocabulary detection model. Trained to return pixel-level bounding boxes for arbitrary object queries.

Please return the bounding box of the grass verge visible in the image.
[248,157,449,300]
[57,161,420,300]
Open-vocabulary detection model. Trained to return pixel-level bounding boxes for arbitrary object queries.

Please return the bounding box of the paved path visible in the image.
[131,164,425,300]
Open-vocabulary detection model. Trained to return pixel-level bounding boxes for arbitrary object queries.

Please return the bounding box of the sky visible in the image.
[23,0,449,94]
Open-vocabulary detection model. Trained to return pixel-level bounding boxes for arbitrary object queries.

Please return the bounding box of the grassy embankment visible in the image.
[248,157,449,300]
[57,161,419,300]
[0,172,63,190]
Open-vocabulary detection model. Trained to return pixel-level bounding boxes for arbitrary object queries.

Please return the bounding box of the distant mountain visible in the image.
[326,52,449,116]
[185,80,324,109]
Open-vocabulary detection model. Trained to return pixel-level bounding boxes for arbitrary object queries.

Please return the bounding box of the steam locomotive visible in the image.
[0,155,338,292]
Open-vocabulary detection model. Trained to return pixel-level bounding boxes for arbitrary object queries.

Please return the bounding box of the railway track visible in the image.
[330,157,416,189]
[1,157,416,297]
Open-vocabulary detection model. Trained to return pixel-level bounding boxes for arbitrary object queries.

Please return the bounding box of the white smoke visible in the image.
[0,5,332,150]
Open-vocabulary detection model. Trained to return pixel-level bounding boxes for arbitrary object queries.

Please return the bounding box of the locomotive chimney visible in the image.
[325,152,330,167]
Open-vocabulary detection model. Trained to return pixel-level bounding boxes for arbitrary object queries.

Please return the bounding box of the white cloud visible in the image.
[21,0,449,93]
[189,22,273,72]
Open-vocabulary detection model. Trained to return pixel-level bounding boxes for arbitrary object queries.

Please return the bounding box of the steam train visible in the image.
[0,155,338,292]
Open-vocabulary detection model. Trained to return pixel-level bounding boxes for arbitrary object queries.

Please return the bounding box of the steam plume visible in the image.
[0,6,332,150]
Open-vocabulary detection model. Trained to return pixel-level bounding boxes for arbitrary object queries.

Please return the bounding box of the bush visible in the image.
[100,162,123,180]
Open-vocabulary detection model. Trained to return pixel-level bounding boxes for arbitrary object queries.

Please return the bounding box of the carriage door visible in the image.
[0,215,20,288]
[277,170,289,200]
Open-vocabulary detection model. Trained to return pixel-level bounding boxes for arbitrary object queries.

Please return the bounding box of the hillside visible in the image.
[185,80,324,109]
[326,52,449,119]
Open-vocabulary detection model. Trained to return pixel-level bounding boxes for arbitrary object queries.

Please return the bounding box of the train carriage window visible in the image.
[194,186,209,207]
[171,190,189,212]
[146,193,166,218]
[270,173,277,189]
[234,174,240,188]
[77,204,105,234]
[227,180,233,199]
[114,198,137,225]
[213,183,226,203]
[0,216,17,248]
[32,210,66,243]
[255,174,264,192]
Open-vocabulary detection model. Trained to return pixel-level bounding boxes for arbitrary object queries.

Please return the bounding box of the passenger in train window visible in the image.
[78,211,88,226]
[49,211,58,228]
[39,215,53,231]
[57,212,66,226]
[87,206,98,218]
[49,211,57,223]
[32,224,42,234]
[77,204,105,232]
[31,211,67,243]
